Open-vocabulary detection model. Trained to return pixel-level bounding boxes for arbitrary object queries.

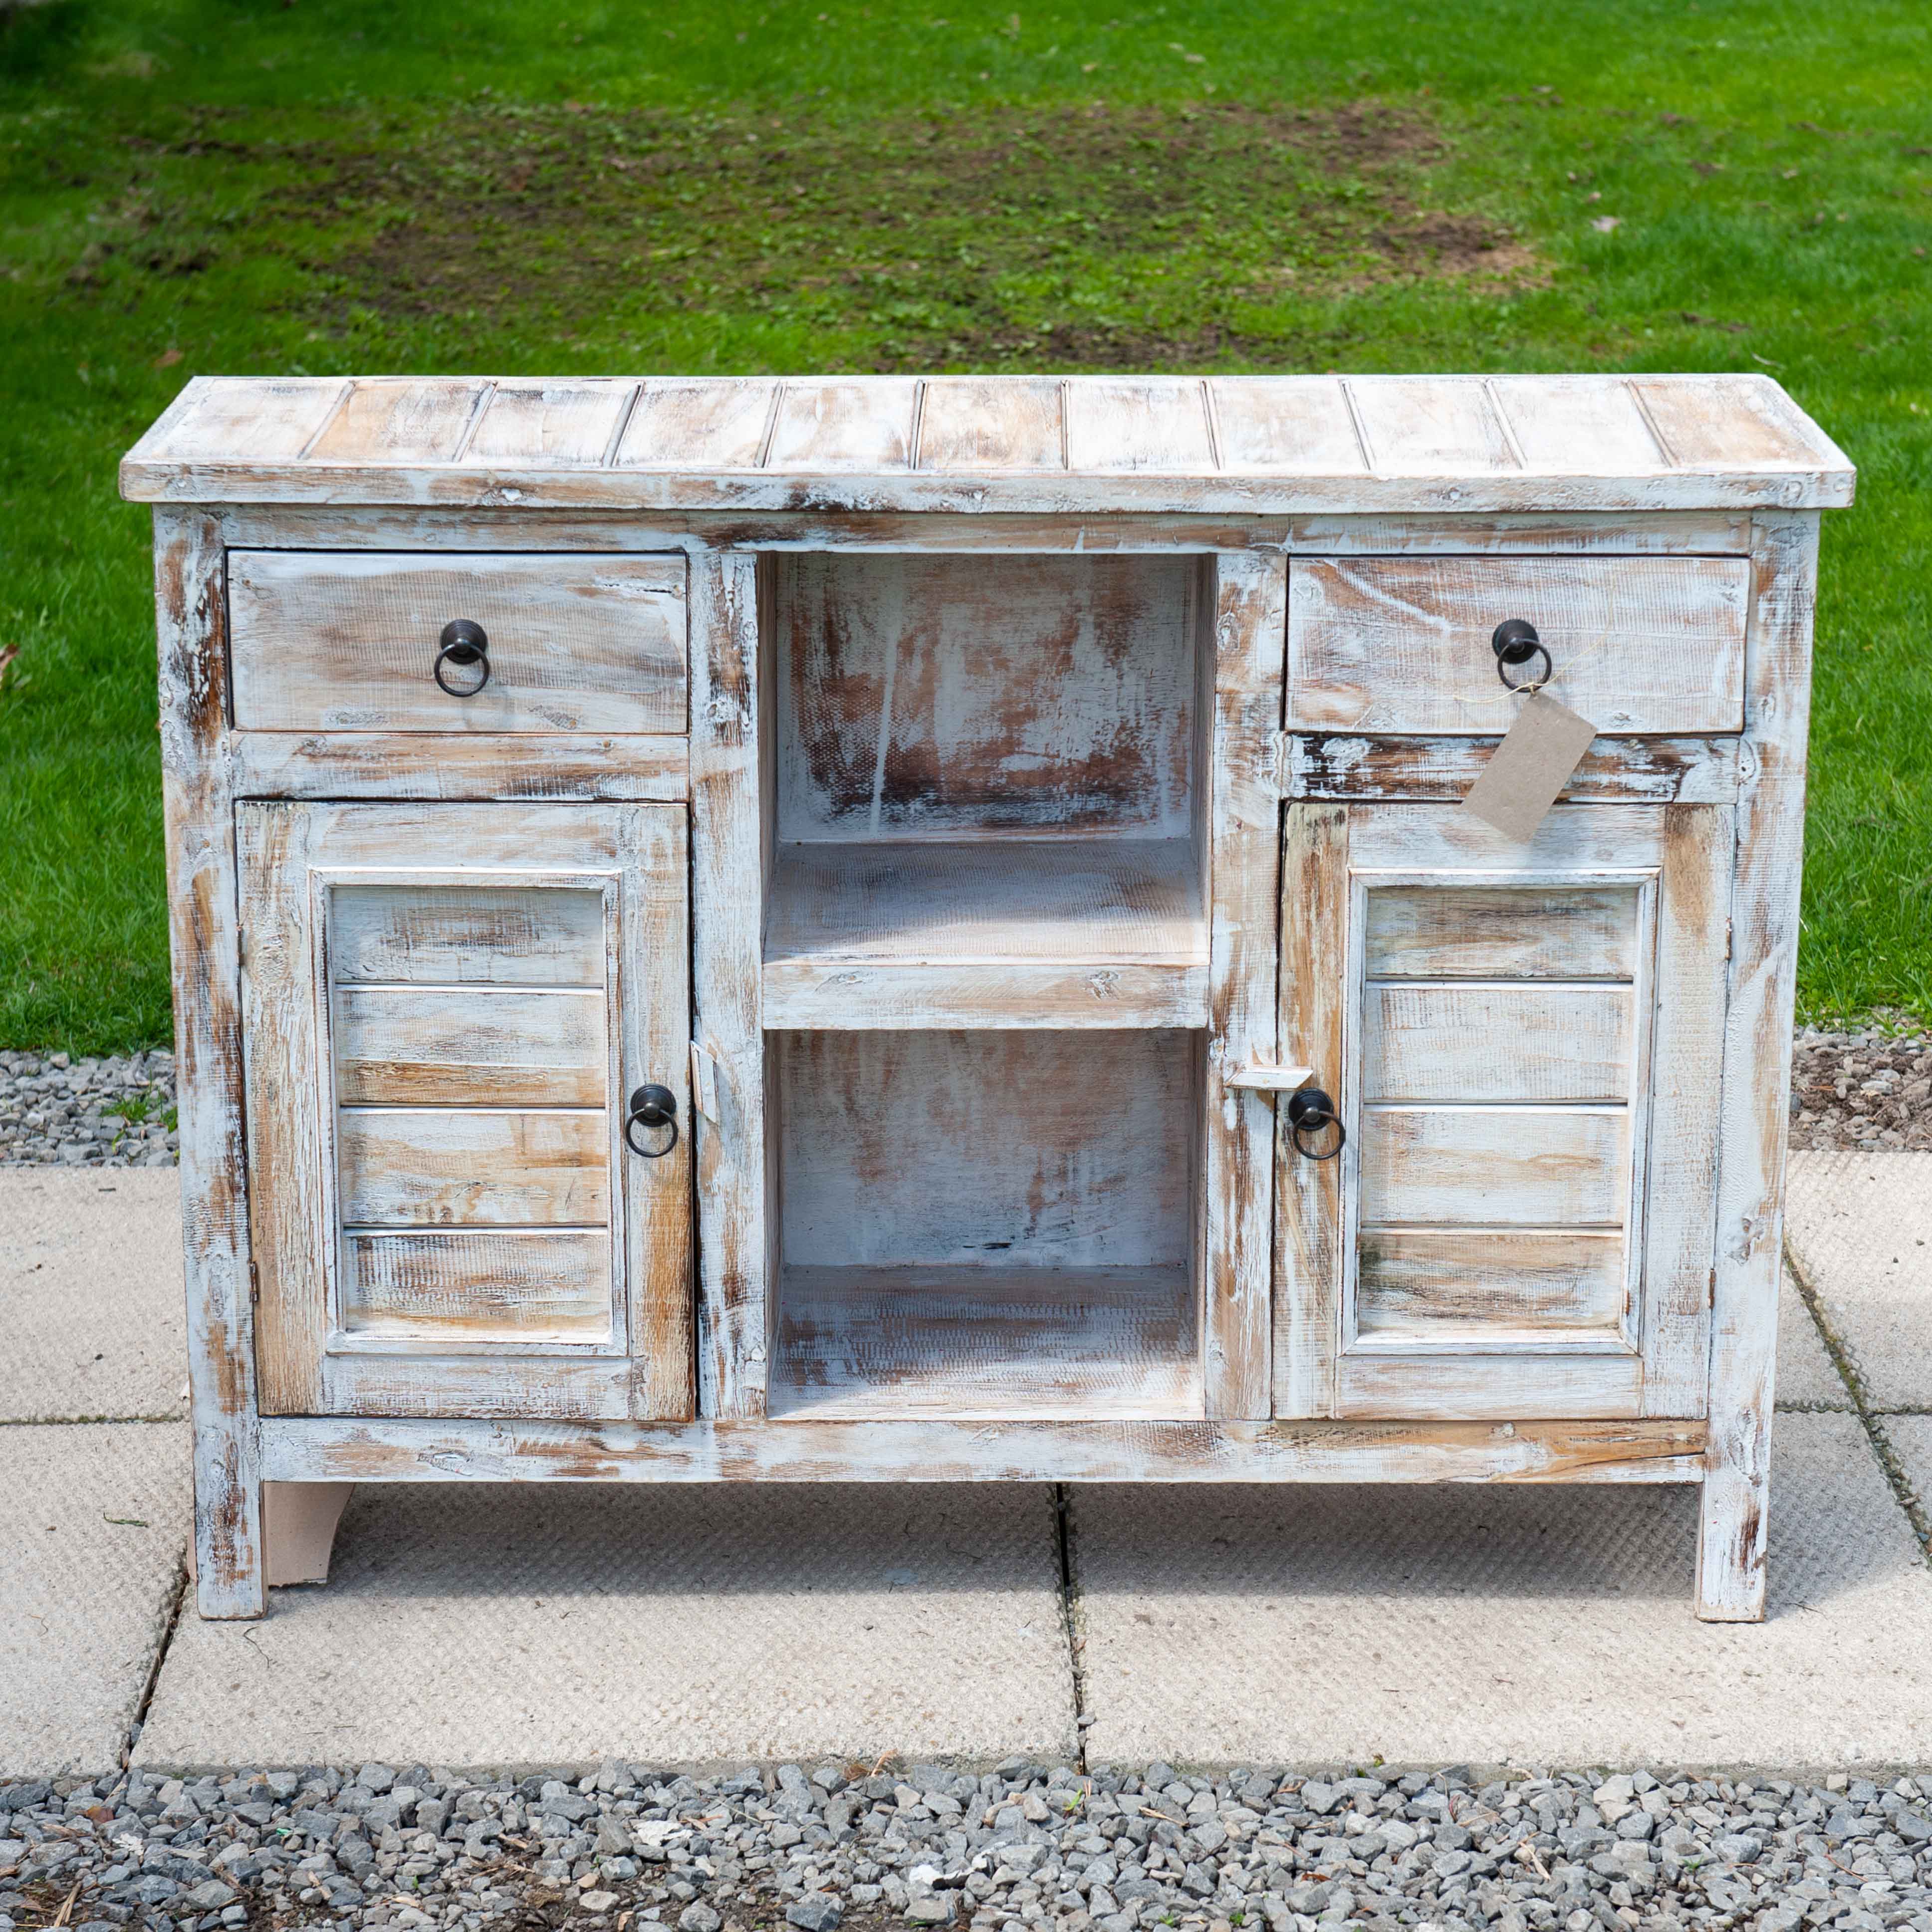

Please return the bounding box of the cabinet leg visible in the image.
[191,1462,266,1620]
[189,1483,353,1606]
[1695,1436,1769,1622]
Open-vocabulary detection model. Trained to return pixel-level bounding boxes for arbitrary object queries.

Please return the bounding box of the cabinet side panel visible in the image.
[691,551,769,1417]
[1204,552,1285,1419]
[155,508,264,1617]
[1698,512,1818,1620]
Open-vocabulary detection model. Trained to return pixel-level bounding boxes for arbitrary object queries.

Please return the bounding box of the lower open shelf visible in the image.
[768,1264,1202,1422]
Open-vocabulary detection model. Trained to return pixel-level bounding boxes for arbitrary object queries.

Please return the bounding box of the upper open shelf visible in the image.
[761,549,1212,1029]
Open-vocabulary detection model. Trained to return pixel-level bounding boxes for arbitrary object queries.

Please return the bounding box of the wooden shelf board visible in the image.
[769,1264,1201,1422]
[762,836,1208,1029]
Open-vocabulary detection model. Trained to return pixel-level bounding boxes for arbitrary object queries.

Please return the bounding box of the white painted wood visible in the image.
[1356,1229,1628,1338]
[1209,379,1364,475]
[340,1229,615,1341]
[331,986,607,1107]
[305,378,489,464]
[1291,733,1740,805]
[229,551,687,735]
[1222,1064,1314,1093]
[1360,1105,1632,1227]
[917,377,1064,470]
[1488,377,1669,474]
[774,551,1198,841]
[769,1265,1198,1421]
[1064,378,1216,473]
[1202,552,1284,1421]
[1362,882,1641,979]
[1287,556,1751,735]
[778,1029,1196,1271]
[764,961,1210,1031]
[1363,984,1635,1102]
[1698,513,1818,1621]
[767,379,920,470]
[153,509,264,1618]
[261,1412,1709,1485]
[233,731,690,804]
[1346,376,1516,476]
[615,378,778,469]
[329,883,608,986]
[336,1107,612,1226]
[465,382,635,467]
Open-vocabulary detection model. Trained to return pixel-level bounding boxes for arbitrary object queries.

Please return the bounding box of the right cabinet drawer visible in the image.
[230,550,688,733]
[1287,555,1750,735]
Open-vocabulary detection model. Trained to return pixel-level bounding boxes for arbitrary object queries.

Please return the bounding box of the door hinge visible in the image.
[1724,917,1733,964]
[248,1259,260,1307]
[690,1040,722,1125]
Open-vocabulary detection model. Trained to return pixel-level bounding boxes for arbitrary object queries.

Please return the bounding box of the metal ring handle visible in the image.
[1286,1087,1346,1162]
[624,1083,679,1159]
[434,619,490,698]
[1491,618,1552,693]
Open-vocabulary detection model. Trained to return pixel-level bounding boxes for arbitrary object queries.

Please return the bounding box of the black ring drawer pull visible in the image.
[1491,617,1552,693]
[624,1083,679,1159]
[1287,1087,1346,1162]
[434,618,491,697]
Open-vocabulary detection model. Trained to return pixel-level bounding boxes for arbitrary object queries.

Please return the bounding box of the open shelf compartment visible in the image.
[766,1029,1206,1421]
[761,551,1212,1030]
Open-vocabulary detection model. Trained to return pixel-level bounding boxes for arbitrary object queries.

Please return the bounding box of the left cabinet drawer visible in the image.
[229,550,688,733]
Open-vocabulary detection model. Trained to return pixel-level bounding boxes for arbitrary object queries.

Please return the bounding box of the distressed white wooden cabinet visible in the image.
[121,372,1853,1623]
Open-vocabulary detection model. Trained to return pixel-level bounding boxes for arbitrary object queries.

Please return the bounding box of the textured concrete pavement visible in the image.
[3,1150,1930,1775]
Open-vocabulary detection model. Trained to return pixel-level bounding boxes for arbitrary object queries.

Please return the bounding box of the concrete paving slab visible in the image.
[136,1482,1077,1772]
[1776,1262,1850,1410]
[0,1170,187,1422]
[1071,1412,1932,1772]
[0,1422,189,1776]
[1786,1150,1932,1413]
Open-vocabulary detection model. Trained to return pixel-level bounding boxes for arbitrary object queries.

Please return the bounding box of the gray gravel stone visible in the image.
[3,1760,1932,1932]
[0,1051,177,1168]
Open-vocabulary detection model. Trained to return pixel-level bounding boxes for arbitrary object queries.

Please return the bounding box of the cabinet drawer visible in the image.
[1287,555,1749,735]
[229,551,687,733]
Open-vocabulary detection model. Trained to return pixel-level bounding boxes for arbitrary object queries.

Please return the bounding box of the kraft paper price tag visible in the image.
[1462,692,1598,841]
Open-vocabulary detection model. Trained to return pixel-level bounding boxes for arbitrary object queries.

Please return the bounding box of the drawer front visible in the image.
[1287,555,1749,735]
[230,551,687,733]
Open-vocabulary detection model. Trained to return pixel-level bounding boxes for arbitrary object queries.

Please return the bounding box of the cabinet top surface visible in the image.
[121,372,1854,515]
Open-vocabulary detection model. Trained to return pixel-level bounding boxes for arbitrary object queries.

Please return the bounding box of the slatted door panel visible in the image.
[1274,802,1727,1421]
[240,801,693,1420]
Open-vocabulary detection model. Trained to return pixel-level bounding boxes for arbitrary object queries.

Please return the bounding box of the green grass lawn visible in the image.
[2,0,1928,1051]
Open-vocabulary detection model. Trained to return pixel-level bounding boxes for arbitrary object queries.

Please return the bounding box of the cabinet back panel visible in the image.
[776,553,1198,839]
[778,1029,1198,1268]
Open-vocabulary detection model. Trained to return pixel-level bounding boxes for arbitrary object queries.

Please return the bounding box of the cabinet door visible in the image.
[240,802,692,1420]
[1275,802,1729,1421]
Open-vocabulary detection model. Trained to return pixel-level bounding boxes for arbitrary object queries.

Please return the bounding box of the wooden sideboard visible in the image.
[121,372,1854,1621]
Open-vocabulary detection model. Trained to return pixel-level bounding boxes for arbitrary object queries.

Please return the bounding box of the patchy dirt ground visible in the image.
[1790,1019,1932,1152]
[242,99,1539,369]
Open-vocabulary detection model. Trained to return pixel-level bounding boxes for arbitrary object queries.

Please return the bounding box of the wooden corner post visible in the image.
[1696,509,1819,1622]
[154,507,266,1618]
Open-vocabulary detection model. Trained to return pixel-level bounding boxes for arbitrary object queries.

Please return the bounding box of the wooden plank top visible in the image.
[121,373,1854,514]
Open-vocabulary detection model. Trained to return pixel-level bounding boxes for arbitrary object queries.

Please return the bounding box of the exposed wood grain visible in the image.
[1364,984,1635,1102]
[465,382,636,467]
[261,1412,1708,1485]
[1633,375,1855,476]
[1292,733,1740,805]
[778,1029,1196,1270]
[769,1264,1199,1420]
[1287,556,1751,735]
[1698,512,1819,1621]
[916,377,1064,470]
[1210,378,1365,475]
[1346,376,1515,476]
[331,986,607,1107]
[1273,804,1348,1418]
[1641,805,1730,1418]
[230,551,688,734]
[1362,883,1641,979]
[767,379,920,470]
[155,510,263,1617]
[330,883,608,986]
[130,376,345,464]
[1334,1351,1643,1422]
[1347,800,1669,871]
[690,551,769,1419]
[1361,1105,1631,1227]
[337,1108,612,1227]
[615,378,778,468]
[1203,552,1284,1420]
[1488,377,1669,474]
[1356,1229,1628,1338]
[340,1229,615,1340]
[233,732,690,804]
[1064,378,1216,472]
[305,378,487,464]
[776,552,1197,840]
[319,1352,639,1420]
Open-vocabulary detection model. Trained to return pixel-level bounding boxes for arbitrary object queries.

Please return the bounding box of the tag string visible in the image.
[1455,630,1618,711]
